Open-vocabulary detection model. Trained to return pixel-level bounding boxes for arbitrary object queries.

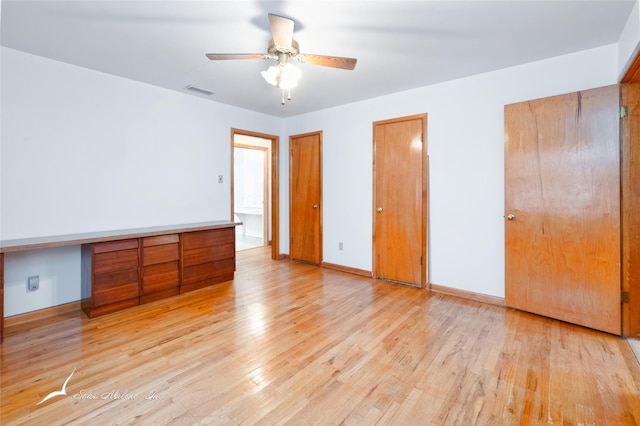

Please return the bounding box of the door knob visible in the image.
[313,204,319,209]
[377,207,383,213]
[507,214,516,221]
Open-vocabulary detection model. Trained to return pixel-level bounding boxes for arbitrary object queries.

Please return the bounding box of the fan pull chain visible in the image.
[281,88,285,105]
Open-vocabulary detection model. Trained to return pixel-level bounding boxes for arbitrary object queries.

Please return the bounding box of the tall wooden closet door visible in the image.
[505,85,621,335]
[373,114,427,287]
[290,132,322,264]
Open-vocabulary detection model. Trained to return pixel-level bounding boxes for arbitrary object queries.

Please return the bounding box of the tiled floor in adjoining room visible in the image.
[236,234,264,251]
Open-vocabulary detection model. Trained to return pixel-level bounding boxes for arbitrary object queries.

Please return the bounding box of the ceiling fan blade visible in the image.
[297,54,357,70]
[206,53,270,61]
[268,13,294,51]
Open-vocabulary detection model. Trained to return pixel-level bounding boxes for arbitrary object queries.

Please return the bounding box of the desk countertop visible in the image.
[0,221,242,253]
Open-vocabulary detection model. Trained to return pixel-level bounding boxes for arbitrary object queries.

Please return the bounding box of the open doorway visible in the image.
[231,130,279,259]
[234,145,267,250]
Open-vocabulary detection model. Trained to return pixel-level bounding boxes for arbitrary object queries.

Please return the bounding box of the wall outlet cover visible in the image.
[27,275,40,292]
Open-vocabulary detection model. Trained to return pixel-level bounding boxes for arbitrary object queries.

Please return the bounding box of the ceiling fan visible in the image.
[205,13,357,104]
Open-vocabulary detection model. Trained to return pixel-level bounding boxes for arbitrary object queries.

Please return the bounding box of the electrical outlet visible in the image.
[339,242,343,251]
[27,275,40,292]
[218,175,223,184]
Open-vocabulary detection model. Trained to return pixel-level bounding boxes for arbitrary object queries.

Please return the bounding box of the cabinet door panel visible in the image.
[94,249,138,274]
[182,229,234,250]
[183,243,234,266]
[142,261,179,293]
[94,269,139,291]
[182,259,235,285]
[143,234,179,247]
[93,269,139,306]
[93,239,138,254]
[143,243,179,266]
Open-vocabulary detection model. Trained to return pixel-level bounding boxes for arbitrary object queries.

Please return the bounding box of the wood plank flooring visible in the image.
[2,247,640,425]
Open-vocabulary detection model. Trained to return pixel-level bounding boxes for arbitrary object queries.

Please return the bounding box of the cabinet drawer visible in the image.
[182,258,235,285]
[182,228,234,250]
[142,243,179,266]
[183,243,234,266]
[94,249,139,274]
[142,261,179,293]
[93,239,139,254]
[93,269,139,306]
[143,234,179,247]
[94,283,139,307]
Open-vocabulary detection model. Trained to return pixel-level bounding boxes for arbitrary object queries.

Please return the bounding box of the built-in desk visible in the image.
[0,221,241,341]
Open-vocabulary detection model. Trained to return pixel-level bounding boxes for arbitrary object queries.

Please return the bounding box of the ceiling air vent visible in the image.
[185,85,215,96]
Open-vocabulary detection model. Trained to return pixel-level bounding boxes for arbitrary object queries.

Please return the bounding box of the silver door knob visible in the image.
[313,204,319,209]
[507,214,516,221]
[377,207,383,213]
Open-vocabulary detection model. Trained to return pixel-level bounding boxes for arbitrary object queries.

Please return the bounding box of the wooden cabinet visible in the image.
[78,225,237,317]
[81,239,140,318]
[0,221,239,336]
[182,228,235,293]
[140,234,180,304]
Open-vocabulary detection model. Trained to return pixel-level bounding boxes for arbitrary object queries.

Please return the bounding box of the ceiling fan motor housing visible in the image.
[269,39,299,57]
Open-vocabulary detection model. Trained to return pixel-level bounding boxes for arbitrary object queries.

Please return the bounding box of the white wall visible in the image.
[1,47,281,315]
[619,0,640,80]
[283,44,619,298]
[1,47,282,239]
[0,39,632,317]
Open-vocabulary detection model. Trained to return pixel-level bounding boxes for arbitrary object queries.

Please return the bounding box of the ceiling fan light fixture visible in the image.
[206,13,356,106]
[278,63,301,90]
[261,62,301,91]
[261,65,280,86]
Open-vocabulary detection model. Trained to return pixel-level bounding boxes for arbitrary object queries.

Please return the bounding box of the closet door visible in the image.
[290,131,322,264]
[373,114,427,287]
[505,85,621,334]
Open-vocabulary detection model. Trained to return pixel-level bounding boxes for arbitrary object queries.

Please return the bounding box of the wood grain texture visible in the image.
[621,83,640,337]
[1,247,639,425]
[505,85,621,335]
[622,52,640,84]
[181,228,235,293]
[373,114,426,286]
[142,234,179,247]
[182,228,234,250]
[82,241,140,317]
[290,132,322,265]
[142,243,179,266]
[141,261,180,295]
[3,302,80,328]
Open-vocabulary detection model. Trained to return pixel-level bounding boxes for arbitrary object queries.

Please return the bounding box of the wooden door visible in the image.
[505,85,621,335]
[373,114,427,287]
[621,83,640,337]
[290,132,322,264]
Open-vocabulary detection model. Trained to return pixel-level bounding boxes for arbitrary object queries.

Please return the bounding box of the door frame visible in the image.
[620,83,640,338]
[289,130,323,264]
[372,113,428,287]
[231,129,280,260]
[233,144,269,246]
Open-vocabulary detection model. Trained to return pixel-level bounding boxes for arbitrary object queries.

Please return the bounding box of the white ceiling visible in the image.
[1,1,636,117]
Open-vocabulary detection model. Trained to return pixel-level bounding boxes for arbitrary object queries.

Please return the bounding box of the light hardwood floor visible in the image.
[2,247,640,425]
